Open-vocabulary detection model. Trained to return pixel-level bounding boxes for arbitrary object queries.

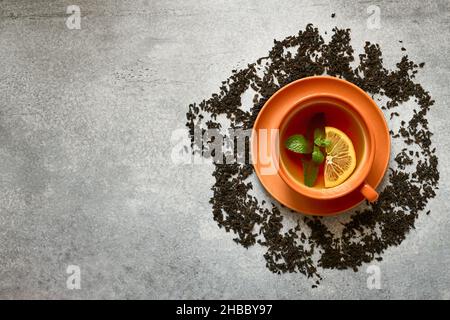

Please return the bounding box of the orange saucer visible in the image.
[251,76,390,216]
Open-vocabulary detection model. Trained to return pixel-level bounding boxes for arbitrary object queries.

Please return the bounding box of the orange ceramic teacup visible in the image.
[275,94,379,202]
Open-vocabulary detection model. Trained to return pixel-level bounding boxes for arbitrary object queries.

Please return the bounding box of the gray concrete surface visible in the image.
[0,0,449,299]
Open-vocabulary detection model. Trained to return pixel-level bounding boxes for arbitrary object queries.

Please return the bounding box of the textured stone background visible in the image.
[0,0,449,299]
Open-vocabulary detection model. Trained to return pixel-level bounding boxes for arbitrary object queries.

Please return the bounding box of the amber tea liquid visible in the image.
[280,99,366,189]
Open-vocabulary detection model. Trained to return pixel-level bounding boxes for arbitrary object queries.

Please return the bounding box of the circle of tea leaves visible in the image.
[185,24,439,285]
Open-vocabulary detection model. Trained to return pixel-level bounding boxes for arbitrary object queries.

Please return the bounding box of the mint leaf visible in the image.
[322,139,331,147]
[314,137,323,146]
[314,127,325,142]
[314,137,331,147]
[285,134,309,154]
[302,159,320,187]
[306,113,326,145]
[311,113,328,149]
[312,145,325,164]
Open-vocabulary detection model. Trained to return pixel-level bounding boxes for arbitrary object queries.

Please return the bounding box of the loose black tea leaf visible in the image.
[185,24,439,286]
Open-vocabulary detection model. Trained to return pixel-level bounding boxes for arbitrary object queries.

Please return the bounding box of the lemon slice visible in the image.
[324,126,356,188]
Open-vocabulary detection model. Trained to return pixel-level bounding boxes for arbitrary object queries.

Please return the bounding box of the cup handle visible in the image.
[360,183,378,202]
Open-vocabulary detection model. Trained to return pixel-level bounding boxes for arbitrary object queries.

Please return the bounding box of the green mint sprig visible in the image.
[284,113,331,187]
